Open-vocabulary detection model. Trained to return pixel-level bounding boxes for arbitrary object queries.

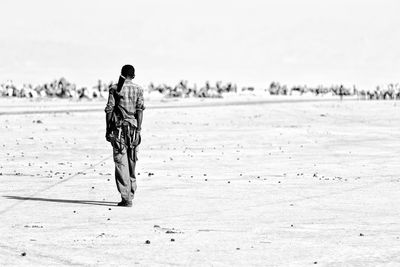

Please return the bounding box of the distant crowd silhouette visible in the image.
[1,78,400,100]
[268,81,400,100]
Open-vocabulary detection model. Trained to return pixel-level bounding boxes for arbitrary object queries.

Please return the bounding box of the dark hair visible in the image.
[117,65,135,92]
[121,65,135,78]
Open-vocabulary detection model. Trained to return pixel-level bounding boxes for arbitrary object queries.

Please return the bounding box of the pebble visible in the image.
[145,240,151,244]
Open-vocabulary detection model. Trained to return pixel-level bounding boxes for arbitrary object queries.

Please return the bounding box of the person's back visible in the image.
[106,79,144,128]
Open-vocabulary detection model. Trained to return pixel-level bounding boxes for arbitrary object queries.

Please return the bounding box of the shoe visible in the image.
[117,200,132,207]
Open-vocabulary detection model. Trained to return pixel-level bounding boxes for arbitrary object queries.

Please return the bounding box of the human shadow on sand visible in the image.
[3,196,118,207]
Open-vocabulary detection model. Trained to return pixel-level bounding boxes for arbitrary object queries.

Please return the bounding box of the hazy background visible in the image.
[0,0,399,89]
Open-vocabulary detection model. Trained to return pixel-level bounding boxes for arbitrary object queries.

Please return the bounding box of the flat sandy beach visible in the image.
[0,97,399,266]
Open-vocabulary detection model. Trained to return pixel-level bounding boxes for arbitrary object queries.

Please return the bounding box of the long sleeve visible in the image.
[136,87,145,111]
[105,86,116,114]
[105,85,116,133]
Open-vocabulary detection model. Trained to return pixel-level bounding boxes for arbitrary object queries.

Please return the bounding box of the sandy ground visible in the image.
[0,98,400,266]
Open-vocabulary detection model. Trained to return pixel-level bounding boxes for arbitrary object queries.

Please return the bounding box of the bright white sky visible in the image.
[0,0,399,89]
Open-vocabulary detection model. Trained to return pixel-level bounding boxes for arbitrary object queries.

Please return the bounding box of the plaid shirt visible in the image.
[105,80,145,127]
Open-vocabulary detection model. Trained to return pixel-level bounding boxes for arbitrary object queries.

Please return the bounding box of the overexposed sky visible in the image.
[0,0,399,88]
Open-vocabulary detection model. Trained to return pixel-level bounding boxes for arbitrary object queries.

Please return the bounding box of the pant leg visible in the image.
[113,144,132,202]
[127,147,137,200]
